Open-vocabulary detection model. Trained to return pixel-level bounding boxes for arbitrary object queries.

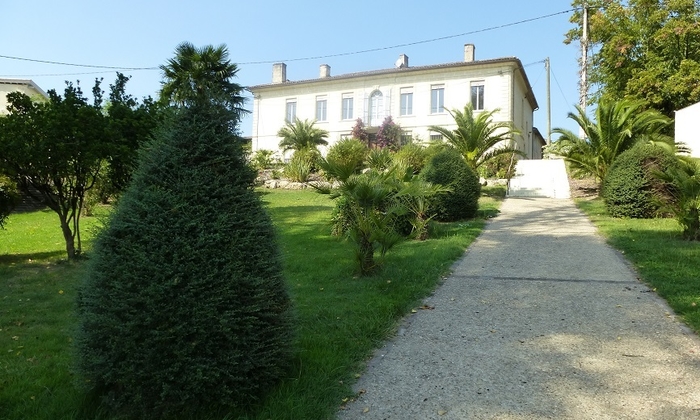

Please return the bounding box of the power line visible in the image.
[0,8,576,75]
[240,9,575,64]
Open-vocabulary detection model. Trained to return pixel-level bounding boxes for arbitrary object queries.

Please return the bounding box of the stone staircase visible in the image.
[507,159,571,199]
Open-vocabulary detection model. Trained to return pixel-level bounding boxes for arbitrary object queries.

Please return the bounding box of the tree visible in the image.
[76,100,294,417]
[551,99,671,187]
[428,104,522,171]
[159,42,246,118]
[0,76,156,259]
[566,0,700,117]
[277,118,329,154]
[0,81,108,259]
[103,73,161,195]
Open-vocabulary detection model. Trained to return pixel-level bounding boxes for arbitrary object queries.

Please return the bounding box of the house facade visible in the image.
[0,79,49,114]
[675,101,700,158]
[249,45,540,159]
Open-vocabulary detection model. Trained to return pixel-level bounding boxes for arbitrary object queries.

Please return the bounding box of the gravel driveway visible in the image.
[337,198,700,420]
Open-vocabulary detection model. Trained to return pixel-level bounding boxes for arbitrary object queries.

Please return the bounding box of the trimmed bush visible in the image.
[420,148,480,221]
[76,103,294,418]
[602,143,679,218]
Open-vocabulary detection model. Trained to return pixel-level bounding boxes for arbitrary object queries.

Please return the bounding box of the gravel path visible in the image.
[337,198,700,420]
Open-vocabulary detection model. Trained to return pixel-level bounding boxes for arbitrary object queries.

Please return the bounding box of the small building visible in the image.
[0,79,49,114]
[249,44,540,159]
[675,102,700,158]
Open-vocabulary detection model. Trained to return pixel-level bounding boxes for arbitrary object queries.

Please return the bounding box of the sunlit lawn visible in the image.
[0,190,502,419]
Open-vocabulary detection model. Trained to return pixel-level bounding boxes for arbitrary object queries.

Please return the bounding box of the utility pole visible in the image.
[580,2,589,113]
[545,57,551,145]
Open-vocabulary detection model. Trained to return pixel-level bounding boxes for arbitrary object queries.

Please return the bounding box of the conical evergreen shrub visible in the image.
[76,103,294,418]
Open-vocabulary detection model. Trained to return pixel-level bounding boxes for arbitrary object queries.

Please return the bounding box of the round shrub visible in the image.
[76,103,294,418]
[420,147,481,221]
[325,138,368,175]
[603,143,680,218]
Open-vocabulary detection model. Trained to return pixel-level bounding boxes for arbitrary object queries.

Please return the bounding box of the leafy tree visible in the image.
[566,0,700,116]
[0,76,156,259]
[159,42,246,117]
[428,103,522,171]
[277,118,329,154]
[0,81,109,259]
[103,73,161,196]
[76,100,294,418]
[551,99,671,187]
[655,156,700,240]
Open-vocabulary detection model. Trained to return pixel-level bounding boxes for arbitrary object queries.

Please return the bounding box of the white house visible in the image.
[0,79,49,114]
[675,101,700,158]
[249,44,541,159]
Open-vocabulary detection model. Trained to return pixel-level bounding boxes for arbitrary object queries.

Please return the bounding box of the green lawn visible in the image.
[576,198,700,334]
[0,190,501,419]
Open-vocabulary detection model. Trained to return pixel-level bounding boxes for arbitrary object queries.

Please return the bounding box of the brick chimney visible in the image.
[320,64,331,78]
[464,44,475,62]
[272,63,287,83]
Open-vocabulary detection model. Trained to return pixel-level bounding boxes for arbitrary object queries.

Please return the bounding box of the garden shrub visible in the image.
[0,175,18,228]
[250,149,278,171]
[325,138,368,176]
[602,143,679,218]
[420,147,480,221]
[394,143,428,174]
[478,152,517,179]
[283,152,312,182]
[366,147,393,171]
[76,103,294,418]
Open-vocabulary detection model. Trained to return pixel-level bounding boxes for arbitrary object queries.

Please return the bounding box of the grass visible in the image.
[0,190,501,419]
[576,198,700,334]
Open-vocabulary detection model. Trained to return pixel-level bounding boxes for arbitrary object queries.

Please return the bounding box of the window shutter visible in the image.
[384,88,391,119]
[363,94,370,123]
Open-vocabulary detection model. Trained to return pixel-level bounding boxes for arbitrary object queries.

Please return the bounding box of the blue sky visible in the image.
[1,0,583,138]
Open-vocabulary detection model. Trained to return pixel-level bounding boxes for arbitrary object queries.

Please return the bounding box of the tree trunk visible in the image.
[58,214,77,260]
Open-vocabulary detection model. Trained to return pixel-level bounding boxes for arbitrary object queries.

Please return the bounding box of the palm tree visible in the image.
[277,119,329,154]
[656,156,700,240]
[159,42,245,116]
[551,99,671,186]
[428,103,522,171]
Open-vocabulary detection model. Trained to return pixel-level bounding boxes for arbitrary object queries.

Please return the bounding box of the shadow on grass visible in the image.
[0,250,66,265]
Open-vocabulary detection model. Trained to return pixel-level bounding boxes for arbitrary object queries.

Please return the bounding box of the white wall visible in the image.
[0,80,48,115]
[676,102,700,158]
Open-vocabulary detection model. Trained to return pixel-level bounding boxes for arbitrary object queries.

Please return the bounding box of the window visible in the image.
[430,133,443,141]
[342,93,353,120]
[400,131,412,146]
[431,85,445,114]
[400,87,413,116]
[369,90,383,126]
[316,96,327,121]
[471,81,485,111]
[285,100,297,122]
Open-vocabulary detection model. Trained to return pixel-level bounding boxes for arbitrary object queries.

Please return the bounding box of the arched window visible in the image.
[369,90,383,126]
